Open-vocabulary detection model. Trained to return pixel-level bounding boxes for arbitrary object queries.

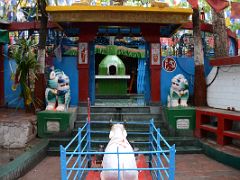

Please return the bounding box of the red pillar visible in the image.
[150,62,161,102]
[195,110,202,138]
[141,25,161,103]
[217,116,224,145]
[0,45,4,106]
[78,24,97,103]
[78,63,89,102]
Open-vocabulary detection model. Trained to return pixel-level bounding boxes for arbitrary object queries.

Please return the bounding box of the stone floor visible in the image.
[0,138,42,166]
[19,154,240,180]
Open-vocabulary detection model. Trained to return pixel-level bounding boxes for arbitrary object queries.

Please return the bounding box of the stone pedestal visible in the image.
[37,107,77,138]
[164,106,196,136]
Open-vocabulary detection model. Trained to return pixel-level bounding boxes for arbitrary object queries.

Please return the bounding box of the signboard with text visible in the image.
[176,119,190,129]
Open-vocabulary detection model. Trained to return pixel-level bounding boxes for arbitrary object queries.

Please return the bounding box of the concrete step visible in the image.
[94,96,145,107]
[47,147,60,156]
[77,113,162,122]
[79,104,161,113]
[48,104,201,156]
[48,137,74,148]
[74,120,167,129]
[90,106,150,113]
[47,136,200,155]
[47,145,203,156]
[165,137,200,147]
[0,139,49,179]
[78,106,88,113]
[175,146,203,154]
[72,126,169,135]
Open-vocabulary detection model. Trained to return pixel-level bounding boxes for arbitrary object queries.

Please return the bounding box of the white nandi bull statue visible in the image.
[168,74,189,107]
[101,124,138,180]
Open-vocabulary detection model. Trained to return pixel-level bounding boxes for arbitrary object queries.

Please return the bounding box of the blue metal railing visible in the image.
[60,118,175,180]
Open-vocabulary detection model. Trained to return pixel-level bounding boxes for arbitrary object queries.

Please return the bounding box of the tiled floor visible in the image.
[175,154,240,180]
[19,154,240,180]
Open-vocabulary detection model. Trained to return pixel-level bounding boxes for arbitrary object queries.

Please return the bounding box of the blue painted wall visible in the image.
[160,56,212,106]
[4,45,24,108]
[53,56,79,107]
[4,59,24,108]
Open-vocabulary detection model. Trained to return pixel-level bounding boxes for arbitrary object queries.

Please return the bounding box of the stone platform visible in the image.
[0,108,37,148]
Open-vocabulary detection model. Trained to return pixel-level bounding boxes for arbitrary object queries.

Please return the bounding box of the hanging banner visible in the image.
[151,43,161,65]
[187,0,199,9]
[162,56,177,72]
[206,0,229,13]
[78,42,88,64]
[231,2,240,19]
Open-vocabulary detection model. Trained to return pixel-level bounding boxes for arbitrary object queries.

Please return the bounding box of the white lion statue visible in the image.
[101,124,138,180]
[168,74,189,107]
[45,68,71,111]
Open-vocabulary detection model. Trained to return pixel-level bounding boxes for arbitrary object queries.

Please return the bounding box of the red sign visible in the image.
[162,57,177,72]
[78,43,88,64]
[151,43,161,65]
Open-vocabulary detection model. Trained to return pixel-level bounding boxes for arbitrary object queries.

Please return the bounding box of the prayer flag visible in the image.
[206,0,229,13]
[230,2,240,19]
[187,0,198,9]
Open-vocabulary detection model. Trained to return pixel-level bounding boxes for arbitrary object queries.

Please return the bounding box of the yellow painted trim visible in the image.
[46,5,192,15]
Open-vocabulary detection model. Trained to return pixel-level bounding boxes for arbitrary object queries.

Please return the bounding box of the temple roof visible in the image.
[46,5,192,37]
[46,5,192,24]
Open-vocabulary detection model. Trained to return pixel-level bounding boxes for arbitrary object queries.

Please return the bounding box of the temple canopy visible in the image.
[46,5,192,37]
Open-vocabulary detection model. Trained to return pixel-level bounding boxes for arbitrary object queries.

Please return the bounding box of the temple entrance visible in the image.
[93,50,147,106]
[90,31,149,106]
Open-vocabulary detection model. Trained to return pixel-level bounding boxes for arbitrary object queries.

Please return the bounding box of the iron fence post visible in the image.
[117,147,120,180]
[149,119,154,168]
[60,145,67,180]
[78,128,82,180]
[157,128,161,180]
[169,144,176,180]
[87,122,91,167]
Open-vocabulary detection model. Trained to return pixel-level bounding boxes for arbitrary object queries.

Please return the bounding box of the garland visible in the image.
[95,45,145,58]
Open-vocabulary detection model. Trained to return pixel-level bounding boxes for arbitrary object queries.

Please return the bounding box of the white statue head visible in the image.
[171,74,189,92]
[109,124,127,140]
[168,74,189,107]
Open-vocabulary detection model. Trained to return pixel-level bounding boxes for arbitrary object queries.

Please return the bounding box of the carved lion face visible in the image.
[47,68,70,93]
[171,74,188,91]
